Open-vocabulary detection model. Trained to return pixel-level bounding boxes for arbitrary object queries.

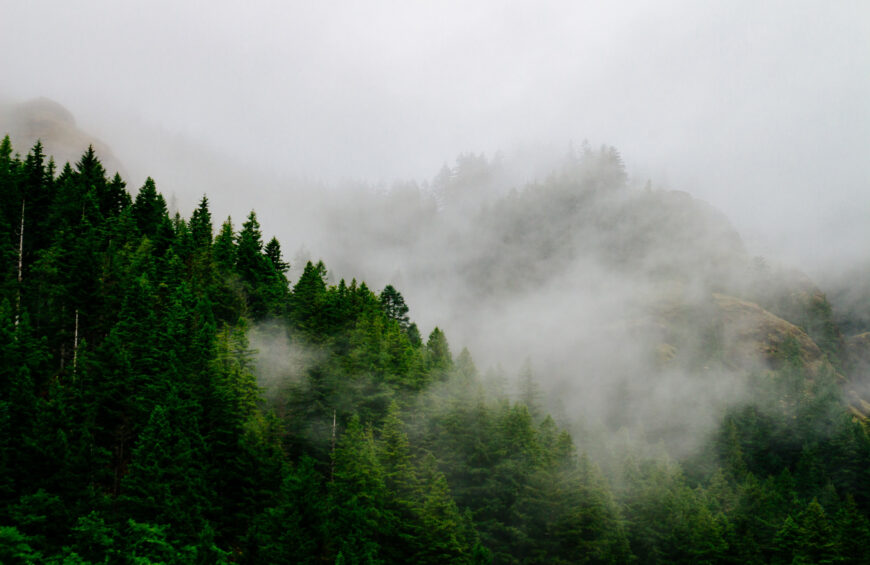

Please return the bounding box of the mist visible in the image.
[2,2,869,456]
[2,1,868,272]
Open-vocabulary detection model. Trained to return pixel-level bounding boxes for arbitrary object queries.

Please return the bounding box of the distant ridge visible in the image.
[0,97,124,176]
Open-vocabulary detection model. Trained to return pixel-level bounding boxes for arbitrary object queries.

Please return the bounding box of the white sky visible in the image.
[2,0,869,273]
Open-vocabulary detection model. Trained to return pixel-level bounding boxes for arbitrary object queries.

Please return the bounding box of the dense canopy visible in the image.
[1,138,869,564]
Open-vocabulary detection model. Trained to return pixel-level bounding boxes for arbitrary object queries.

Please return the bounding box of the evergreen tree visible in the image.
[131,177,168,237]
[119,401,213,543]
[425,327,453,381]
[102,172,131,218]
[415,454,478,564]
[291,261,328,335]
[379,284,410,331]
[190,195,213,249]
[2,137,869,564]
[235,211,284,318]
[235,211,266,279]
[264,236,289,273]
[328,414,389,563]
[244,456,325,564]
[406,322,422,348]
[213,217,237,273]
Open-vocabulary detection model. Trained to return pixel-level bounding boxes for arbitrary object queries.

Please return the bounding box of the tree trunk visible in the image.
[73,309,79,376]
[15,198,24,328]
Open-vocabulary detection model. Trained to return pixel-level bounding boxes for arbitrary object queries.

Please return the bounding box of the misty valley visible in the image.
[3,133,870,565]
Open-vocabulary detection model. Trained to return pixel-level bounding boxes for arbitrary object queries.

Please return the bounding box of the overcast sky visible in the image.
[2,0,868,274]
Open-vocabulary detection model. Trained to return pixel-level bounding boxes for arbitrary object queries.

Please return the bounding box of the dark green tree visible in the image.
[213,217,236,273]
[264,236,289,273]
[119,401,213,543]
[291,261,328,335]
[328,414,390,563]
[425,327,453,381]
[190,195,213,249]
[131,177,168,237]
[379,284,410,331]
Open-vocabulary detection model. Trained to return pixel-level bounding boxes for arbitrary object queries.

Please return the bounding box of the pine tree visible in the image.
[415,454,477,564]
[406,322,422,348]
[235,211,266,280]
[213,217,237,273]
[264,236,289,273]
[329,414,389,563]
[835,495,870,564]
[378,402,416,497]
[291,261,328,335]
[119,401,213,542]
[794,499,838,564]
[244,456,325,564]
[235,211,282,318]
[190,195,213,249]
[454,348,478,382]
[101,172,131,218]
[425,327,453,381]
[0,304,48,504]
[131,177,168,237]
[379,284,410,331]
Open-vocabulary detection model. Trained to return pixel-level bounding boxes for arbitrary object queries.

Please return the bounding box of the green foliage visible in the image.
[0,525,43,564]
[213,217,236,273]
[244,455,325,563]
[328,414,389,563]
[1,138,867,563]
[425,326,453,380]
[291,260,328,334]
[263,236,288,273]
[189,195,213,249]
[130,177,164,232]
[119,402,212,540]
[379,284,410,330]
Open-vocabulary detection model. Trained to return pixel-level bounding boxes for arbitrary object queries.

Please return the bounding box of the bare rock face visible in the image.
[0,97,124,175]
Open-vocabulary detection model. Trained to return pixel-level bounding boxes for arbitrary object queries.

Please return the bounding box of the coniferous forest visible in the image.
[3,136,870,564]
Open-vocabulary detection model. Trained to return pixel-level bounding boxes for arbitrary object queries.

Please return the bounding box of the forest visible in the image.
[2,136,870,564]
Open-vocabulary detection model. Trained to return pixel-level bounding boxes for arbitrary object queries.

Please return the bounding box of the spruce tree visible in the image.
[190,195,213,249]
[264,236,289,273]
[131,177,168,237]
[379,284,410,331]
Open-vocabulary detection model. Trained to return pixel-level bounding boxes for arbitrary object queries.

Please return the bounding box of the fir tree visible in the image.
[131,177,168,237]
[264,236,289,273]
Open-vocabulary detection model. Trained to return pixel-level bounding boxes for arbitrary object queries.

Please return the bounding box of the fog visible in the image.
[2,1,868,269]
[2,1,868,451]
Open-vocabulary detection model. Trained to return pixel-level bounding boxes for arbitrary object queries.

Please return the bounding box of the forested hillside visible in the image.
[2,137,870,564]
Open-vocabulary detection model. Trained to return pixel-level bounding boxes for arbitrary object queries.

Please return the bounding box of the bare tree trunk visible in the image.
[330,408,337,481]
[15,198,24,328]
[73,309,79,376]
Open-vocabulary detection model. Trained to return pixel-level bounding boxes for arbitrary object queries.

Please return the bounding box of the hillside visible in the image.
[1,137,869,564]
[312,146,855,441]
[0,98,124,177]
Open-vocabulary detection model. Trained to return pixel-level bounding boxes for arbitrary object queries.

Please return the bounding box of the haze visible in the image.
[2,1,868,269]
[2,0,869,454]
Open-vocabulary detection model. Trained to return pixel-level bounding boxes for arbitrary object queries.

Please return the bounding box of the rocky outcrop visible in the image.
[0,97,124,175]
